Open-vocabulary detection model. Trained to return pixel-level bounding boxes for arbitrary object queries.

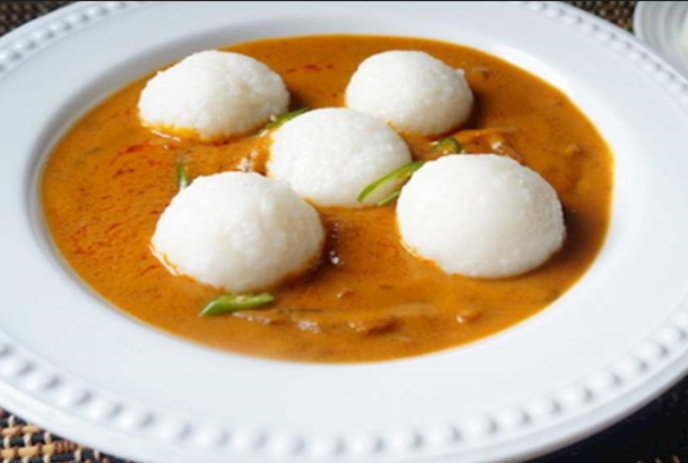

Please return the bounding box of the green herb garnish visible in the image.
[357,161,426,206]
[258,108,309,136]
[432,137,463,155]
[199,292,276,317]
[177,159,190,190]
[375,190,402,207]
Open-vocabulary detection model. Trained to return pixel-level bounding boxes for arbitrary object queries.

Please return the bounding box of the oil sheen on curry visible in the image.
[42,35,612,362]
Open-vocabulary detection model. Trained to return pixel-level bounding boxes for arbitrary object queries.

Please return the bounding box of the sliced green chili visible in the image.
[176,159,190,190]
[258,108,309,136]
[199,293,276,317]
[357,161,426,206]
[432,137,463,155]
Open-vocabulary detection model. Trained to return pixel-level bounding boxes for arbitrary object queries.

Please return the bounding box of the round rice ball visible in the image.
[139,50,289,141]
[345,51,473,136]
[151,172,324,292]
[267,108,412,207]
[397,155,565,278]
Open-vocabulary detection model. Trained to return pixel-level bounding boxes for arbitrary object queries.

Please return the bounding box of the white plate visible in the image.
[1,2,688,463]
[634,1,688,77]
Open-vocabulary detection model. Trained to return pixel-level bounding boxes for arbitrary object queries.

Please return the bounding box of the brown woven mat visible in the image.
[5,2,685,463]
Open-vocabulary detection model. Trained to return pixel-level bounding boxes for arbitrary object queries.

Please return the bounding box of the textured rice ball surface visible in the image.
[345,51,473,136]
[397,155,565,278]
[267,108,412,207]
[151,172,324,292]
[139,50,289,140]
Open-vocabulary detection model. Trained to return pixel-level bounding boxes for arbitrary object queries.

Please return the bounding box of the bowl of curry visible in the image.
[3,3,688,463]
[42,35,612,363]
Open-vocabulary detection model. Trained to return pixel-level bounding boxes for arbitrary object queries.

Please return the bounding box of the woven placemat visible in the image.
[5,2,686,463]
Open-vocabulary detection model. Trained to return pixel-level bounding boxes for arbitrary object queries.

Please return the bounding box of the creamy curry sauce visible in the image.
[42,35,613,362]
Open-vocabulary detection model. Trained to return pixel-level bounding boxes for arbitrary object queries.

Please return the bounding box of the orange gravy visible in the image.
[41,35,613,362]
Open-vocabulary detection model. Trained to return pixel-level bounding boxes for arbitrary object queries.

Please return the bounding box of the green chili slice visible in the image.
[258,108,309,136]
[357,161,426,206]
[432,137,463,155]
[199,293,276,317]
[177,159,190,190]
